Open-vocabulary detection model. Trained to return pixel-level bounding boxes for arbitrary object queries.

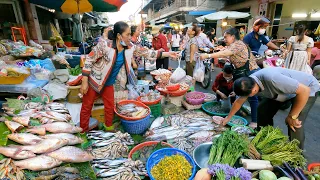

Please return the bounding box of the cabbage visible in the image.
[277,177,292,180]
[259,170,277,180]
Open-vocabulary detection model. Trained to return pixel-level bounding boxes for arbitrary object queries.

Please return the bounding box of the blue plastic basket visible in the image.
[146,148,197,180]
[227,115,248,127]
[121,114,151,134]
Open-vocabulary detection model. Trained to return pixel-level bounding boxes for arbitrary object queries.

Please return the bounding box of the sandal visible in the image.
[249,122,257,129]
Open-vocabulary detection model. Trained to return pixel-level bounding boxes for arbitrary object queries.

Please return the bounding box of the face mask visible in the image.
[120,35,127,47]
[258,28,266,35]
[224,75,233,82]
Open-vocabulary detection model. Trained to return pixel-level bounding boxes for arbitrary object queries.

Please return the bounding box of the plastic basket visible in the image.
[114,100,151,121]
[128,141,173,158]
[148,103,162,118]
[0,73,29,85]
[137,95,162,106]
[227,115,248,127]
[121,114,151,134]
[185,91,205,105]
[202,101,228,116]
[146,148,197,180]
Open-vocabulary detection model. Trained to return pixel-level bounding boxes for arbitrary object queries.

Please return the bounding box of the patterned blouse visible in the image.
[228,40,259,71]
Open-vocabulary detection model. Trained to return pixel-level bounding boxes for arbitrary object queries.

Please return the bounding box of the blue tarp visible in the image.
[188,10,216,16]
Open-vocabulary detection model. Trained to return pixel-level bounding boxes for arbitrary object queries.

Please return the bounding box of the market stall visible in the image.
[0,62,319,180]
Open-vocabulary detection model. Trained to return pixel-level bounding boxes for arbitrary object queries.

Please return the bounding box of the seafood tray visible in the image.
[115,100,150,121]
[201,101,229,116]
[182,100,202,110]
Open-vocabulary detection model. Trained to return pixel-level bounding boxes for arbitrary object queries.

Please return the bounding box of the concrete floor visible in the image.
[168,60,320,163]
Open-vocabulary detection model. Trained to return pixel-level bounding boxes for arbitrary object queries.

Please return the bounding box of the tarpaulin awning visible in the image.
[188,10,216,16]
[196,11,250,22]
[155,18,167,24]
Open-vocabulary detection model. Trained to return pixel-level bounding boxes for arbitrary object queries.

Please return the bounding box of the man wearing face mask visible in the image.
[212,64,236,103]
[243,17,279,55]
[151,26,169,69]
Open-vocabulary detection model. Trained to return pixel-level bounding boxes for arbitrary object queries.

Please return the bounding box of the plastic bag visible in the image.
[170,59,186,83]
[127,84,139,100]
[193,59,205,82]
[221,97,231,112]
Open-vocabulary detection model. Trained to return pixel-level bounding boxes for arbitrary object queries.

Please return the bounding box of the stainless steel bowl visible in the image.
[193,142,212,169]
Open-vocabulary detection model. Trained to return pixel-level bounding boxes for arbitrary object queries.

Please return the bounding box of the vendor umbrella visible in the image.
[29,0,127,53]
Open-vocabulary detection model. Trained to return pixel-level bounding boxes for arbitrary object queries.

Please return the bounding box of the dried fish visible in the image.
[0,158,25,179]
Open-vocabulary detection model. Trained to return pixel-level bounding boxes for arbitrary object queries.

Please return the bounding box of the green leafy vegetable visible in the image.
[68,65,82,76]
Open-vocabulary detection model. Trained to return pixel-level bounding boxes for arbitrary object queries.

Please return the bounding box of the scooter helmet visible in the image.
[253,17,271,32]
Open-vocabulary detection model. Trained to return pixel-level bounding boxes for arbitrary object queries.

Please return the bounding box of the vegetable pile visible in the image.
[207,164,251,180]
[151,154,192,180]
[68,65,82,76]
[250,126,306,167]
[208,130,249,166]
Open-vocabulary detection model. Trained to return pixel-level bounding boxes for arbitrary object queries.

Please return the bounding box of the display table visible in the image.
[0,78,48,94]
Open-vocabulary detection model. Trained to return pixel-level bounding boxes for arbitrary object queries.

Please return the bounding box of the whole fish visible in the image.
[5,120,23,133]
[42,122,82,134]
[36,112,68,122]
[39,167,79,176]
[40,117,55,124]
[149,117,164,130]
[186,122,211,127]
[188,131,214,139]
[0,146,36,159]
[41,133,84,145]
[26,127,46,136]
[14,155,62,171]
[18,109,38,117]
[47,146,93,163]
[7,133,43,145]
[46,111,71,121]
[12,116,30,126]
[21,138,69,154]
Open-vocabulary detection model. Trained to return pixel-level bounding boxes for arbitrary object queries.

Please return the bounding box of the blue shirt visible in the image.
[258,36,270,56]
[243,31,270,54]
[105,50,125,86]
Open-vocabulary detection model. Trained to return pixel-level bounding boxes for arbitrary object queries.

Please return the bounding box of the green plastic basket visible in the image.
[148,103,162,118]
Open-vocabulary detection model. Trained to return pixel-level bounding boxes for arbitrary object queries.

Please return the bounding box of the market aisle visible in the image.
[168,59,320,163]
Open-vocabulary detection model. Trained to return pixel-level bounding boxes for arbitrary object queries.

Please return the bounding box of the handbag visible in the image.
[232,45,251,80]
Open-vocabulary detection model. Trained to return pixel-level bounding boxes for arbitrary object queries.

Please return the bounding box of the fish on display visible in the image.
[12,116,30,126]
[20,138,69,154]
[47,146,94,163]
[26,127,46,136]
[14,155,62,171]
[41,133,84,145]
[34,167,80,180]
[28,122,82,134]
[188,131,214,139]
[4,120,23,133]
[149,117,164,130]
[7,133,43,145]
[0,146,36,159]
[18,109,38,117]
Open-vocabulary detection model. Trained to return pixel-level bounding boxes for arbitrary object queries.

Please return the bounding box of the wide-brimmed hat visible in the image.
[151,26,160,35]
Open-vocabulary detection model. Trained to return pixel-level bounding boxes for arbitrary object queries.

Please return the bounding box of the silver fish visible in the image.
[47,146,93,163]
[0,146,36,159]
[41,133,84,145]
[7,133,43,145]
[38,122,82,134]
[188,131,214,139]
[14,155,62,171]
[149,117,164,130]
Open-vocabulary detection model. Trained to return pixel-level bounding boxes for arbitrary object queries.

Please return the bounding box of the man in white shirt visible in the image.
[171,30,180,51]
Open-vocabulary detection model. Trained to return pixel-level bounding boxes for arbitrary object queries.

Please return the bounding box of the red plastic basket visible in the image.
[308,163,320,171]
[137,95,162,106]
[156,85,189,97]
[114,100,151,121]
[128,141,174,158]
[166,84,180,91]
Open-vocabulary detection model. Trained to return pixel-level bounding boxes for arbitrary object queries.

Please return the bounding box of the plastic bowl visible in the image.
[114,100,151,121]
[227,115,248,127]
[147,148,196,180]
[166,84,180,91]
[129,141,174,158]
[186,91,205,105]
